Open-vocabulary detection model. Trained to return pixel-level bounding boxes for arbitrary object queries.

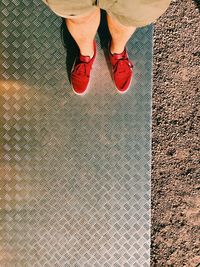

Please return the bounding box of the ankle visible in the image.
[109,40,125,55]
[80,44,95,58]
[80,50,94,59]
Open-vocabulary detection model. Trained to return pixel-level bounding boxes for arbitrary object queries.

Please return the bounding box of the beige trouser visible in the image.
[42,0,171,27]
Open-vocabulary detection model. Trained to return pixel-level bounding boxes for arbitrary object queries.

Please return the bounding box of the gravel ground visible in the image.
[151,0,200,266]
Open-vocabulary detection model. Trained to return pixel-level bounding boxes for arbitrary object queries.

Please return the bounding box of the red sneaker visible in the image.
[71,41,96,95]
[108,42,134,94]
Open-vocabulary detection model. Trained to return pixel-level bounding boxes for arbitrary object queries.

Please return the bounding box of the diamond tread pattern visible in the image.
[0,0,153,266]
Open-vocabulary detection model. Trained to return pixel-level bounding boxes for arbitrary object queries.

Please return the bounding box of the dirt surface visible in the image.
[151,0,200,266]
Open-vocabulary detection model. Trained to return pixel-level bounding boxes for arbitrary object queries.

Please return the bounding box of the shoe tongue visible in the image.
[79,54,92,63]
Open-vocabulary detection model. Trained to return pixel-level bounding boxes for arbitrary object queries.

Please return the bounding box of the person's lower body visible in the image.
[65,6,136,58]
[65,6,136,94]
[42,0,171,94]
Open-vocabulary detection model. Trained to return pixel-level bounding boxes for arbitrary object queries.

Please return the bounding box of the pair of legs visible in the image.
[65,7,136,58]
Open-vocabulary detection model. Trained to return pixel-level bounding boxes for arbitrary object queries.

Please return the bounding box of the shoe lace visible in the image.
[72,61,90,78]
[113,57,133,75]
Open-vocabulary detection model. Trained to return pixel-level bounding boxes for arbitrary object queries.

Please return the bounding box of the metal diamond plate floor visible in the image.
[0,1,153,266]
